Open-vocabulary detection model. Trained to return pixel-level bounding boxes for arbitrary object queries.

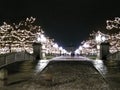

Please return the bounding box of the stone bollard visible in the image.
[100,42,110,60]
[0,68,8,87]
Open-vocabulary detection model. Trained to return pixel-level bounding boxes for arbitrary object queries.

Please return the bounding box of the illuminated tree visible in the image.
[106,17,120,53]
[0,22,15,52]
[106,17,120,30]
[75,17,120,55]
[0,17,68,56]
[0,17,43,53]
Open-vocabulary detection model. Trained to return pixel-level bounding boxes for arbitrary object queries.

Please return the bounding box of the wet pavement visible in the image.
[92,59,120,89]
[0,56,120,90]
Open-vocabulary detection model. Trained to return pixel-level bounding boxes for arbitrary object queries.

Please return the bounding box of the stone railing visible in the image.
[107,51,120,61]
[0,51,35,68]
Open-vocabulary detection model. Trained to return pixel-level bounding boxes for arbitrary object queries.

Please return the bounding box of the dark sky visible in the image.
[0,0,120,48]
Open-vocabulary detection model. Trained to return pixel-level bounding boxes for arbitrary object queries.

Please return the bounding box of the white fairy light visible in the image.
[106,17,120,30]
[0,17,68,55]
[0,17,43,54]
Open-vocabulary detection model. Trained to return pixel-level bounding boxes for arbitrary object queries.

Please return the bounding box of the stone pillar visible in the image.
[0,68,8,87]
[33,42,42,60]
[42,50,46,59]
[100,42,110,60]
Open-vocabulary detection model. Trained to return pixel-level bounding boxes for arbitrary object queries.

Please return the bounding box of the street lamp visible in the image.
[95,32,106,59]
[37,33,47,43]
[53,43,59,56]
[37,33,47,59]
[59,46,63,56]
[95,33,101,59]
[79,46,83,55]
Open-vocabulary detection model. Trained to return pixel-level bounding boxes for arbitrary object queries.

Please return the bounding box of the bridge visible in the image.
[0,52,120,89]
[0,51,35,69]
[0,17,120,89]
[0,51,35,86]
[0,55,112,90]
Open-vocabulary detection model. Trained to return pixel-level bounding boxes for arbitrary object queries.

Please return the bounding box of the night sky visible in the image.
[0,0,120,48]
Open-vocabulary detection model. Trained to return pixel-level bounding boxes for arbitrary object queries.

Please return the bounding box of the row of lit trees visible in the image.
[0,17,41,53]
[75,17,120,56]
[0,17,68,56]
[75,31,107,56]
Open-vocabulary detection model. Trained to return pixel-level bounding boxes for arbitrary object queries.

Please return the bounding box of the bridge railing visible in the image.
[0,51,35,68]
[107,51,120,61]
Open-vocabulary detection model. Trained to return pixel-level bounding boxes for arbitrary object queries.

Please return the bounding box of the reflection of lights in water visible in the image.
[35,60,50,73]
[93,60,107,75]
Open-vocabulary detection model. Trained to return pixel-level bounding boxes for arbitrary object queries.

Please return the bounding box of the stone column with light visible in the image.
[100,42,110,60]
[95,31,106,59]
[41,44,46,59]
[33,42,42,60]
[33,33,47,60]
[96,44,100,59]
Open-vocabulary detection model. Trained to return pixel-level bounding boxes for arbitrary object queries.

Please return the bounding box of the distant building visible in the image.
[65,46,75,52]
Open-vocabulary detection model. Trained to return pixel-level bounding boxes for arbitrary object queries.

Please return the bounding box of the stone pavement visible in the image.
[0,56,119,90]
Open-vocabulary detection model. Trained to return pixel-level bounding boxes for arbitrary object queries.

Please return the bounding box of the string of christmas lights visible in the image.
[0,17,69,55]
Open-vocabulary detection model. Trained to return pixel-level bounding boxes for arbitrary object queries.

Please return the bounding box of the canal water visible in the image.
[0,58,120,90]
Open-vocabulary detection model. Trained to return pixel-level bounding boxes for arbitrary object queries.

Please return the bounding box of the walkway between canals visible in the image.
[1,56,120,90]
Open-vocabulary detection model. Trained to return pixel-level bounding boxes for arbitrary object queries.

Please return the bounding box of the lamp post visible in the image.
[79,46,83,55]
[40,34,47,59]
[59,46,63,56]
[53,43,59,56]
[35,33,47,60]
[95,31,106,59]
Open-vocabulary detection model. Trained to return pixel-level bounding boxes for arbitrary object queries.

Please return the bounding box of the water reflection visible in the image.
[35,60,50,73]
[93,60,108,75]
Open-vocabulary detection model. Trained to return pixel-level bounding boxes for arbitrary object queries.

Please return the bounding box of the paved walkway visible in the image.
[1,55,120,90]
